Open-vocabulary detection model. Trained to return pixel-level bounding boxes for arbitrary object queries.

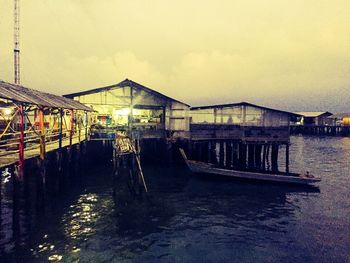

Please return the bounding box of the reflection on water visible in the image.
[1,136,350,262]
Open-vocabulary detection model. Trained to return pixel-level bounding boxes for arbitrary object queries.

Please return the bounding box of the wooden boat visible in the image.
[179,149,321,185]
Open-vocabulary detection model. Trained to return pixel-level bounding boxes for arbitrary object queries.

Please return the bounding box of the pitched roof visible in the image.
[190,102,301,117]
[63,79,190,107]
[328,112,350,119]
[0,80,93,111]
[295,112,333,118]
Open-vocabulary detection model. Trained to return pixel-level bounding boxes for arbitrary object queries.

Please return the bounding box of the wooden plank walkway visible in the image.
[0,136,86,169]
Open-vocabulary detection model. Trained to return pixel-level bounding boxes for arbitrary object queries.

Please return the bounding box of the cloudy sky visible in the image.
[0,0,349,112]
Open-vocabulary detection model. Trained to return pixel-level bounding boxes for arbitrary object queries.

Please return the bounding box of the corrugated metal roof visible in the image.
[191,102,301,117]
[64,78,191,107]
[0,80,93,111]
[295,112,333,117]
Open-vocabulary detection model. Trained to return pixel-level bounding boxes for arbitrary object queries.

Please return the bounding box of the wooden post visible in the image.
[129,85,133,137]
[266,144,270,171]
[232,142,239,169]
[58,108,63,151]
[78,113,81,144]
[219,141,225,167]
[225,140,232,169]
[285,144,290,175]
[247,144,255,169]
[210,141,217,164]
[18,104,25,178]
[188,140,193,160]
[271,144,279,172]
[69,109,74,147]
[255,144,262,171]
[39,108,46,160]
[85,111,88,140]
[239,143,247,170]
[262,144,266,171]
[202,141,209,162]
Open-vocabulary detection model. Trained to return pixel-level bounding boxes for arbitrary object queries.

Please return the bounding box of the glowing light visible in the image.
[3,108,12,116]
[48,254,63,261]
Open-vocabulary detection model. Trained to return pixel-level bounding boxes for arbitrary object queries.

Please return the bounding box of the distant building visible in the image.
[190,102,299,142]
[294,112,333,126]
[64,79,190,139]
[191,102,298,127]
[189,102,300,173]
[327,113,350,126]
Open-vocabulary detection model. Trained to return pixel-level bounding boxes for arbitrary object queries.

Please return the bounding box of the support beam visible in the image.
[39,108,46,160]
[69,110,74,147]
[271,144,279,172]
[219,141,225,167]
[255,144,262,171]
[58,108,63,151]
[286,144,290,175]
[85,111,88,140]
[18,104,25,178]
[225,140,232,169]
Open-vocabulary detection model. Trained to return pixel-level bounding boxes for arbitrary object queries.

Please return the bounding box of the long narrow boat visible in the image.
[179,149,321,185]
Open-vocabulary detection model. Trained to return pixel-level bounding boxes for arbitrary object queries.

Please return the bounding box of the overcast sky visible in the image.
[0,0,349,112]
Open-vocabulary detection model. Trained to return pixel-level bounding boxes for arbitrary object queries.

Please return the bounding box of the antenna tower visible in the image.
[14,0,20,84]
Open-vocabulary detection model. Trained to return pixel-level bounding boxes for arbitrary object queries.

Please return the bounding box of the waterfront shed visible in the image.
[327,113,350,126]
[189,102,300,174]
[64,79,190,138]
[295,112,333,126]
[190,102,297,127]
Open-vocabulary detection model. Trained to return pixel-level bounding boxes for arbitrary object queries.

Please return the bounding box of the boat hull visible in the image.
[180,149,320,185]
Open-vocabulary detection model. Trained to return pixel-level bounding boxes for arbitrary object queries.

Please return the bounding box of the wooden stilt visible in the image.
[248,144,255,169]
[286,144,290,175]
[262,144,266,171]
[266,144,270,171]
[239,143,247,169]
[69,110,74,147]
[85,111,88,140]
[219,141,225,167]
[255,144,262,171]
[210,141,217,164]
[58,108,63,151]
[226,140,232,169]
[39,108,46,160]
[232,142,239,169]
[271,144,279,172]
[18,104,25,179]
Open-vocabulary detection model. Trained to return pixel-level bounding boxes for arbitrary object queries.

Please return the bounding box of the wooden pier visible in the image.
[0,133,87,169]
[290,125,350,136]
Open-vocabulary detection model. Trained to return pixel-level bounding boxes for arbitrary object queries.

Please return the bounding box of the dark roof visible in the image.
[328,112,350,119]
[64,79,190,107]
[190,102,301,117]
[0,80,93,111]
[295,111,333,118]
